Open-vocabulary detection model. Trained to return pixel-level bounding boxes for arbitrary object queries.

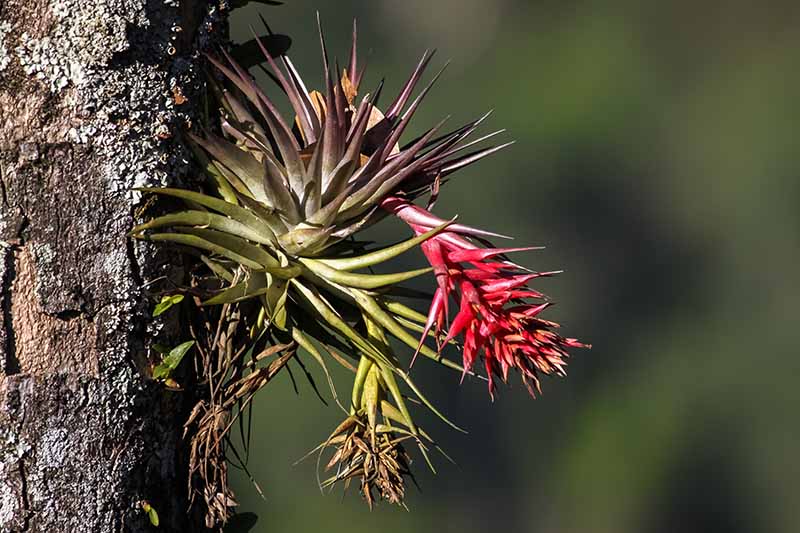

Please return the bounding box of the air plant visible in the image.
[131,15,588,519]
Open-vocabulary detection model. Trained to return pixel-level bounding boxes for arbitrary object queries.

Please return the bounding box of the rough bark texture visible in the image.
[0,1,224,531]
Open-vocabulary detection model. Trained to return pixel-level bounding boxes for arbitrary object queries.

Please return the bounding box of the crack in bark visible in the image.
[17,457,31,532]
[2,245,20,375]
[0,163,9,209]
[126,231,144,289]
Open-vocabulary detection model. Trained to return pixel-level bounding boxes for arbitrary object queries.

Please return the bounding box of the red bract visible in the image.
[383,197,589,399]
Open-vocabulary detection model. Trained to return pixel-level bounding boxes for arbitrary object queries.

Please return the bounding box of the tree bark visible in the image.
[0,1,221,531]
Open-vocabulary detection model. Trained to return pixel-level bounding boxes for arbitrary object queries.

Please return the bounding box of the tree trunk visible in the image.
[0,1,221,531]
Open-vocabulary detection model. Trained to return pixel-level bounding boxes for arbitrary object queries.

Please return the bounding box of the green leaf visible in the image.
[299,258,432,290]
[362,364,381,429]
[181,228,281,269]
[351,290,472,378]
[263,277,289,330]
[289,279,393,368]
[152,341,195,380]
[378,299,428,324]
[144,233,263,270]
[350,356,373,416]
[234,190,293,234]
[141,501,160,527]
[201,256,235,282]
[277,226,332,256]
[211,159,258,202]
[133,210,276,246]
[397,367,467,434]
[378,361,417,434]
[291,327,343,411]
[380,400,410,428]
[317,220,454,271]
[202,273,269,306]
[134,188,277,243]
[148,507,159,527]
[187,139,238,204]
[362,316,418,433]
[190,133,276,206]
[153,294,184,317]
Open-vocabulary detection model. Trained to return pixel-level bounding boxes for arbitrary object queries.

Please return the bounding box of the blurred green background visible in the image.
[227,2,800,532]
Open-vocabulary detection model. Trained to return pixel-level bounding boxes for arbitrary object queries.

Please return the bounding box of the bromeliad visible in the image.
[131,15,588,513]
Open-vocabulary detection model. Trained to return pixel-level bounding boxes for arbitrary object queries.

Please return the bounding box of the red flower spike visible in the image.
[383,197,590,399]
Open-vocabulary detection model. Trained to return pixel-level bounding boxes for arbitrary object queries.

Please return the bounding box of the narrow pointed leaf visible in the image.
[200,256,234,282]
[211,159,258,201]
[299,258,431,290]
[317,220,452,271]
[380,61,450,163]
[135,187,276,241]
[339,119,446,216]
[263,277,290,330]
[233,191,290,235]
[440,142,516,176]
[250,27,317,140]
[292,327,344,410]
[142,233,263,270]
[395,367,467,434]
[351,356,373,415]
[347,19,359,87]
[278,226,333,256]
[201,272,278,306]
[176,227,279,269]
[188,141,238,204]
[153,294,184,317]
[217,50,307,196]
[378,300,429,324]
[132,210,275,246]
[289,279,393,368]
[385,50,436,119]
[188,133,269,202]
[306,180,354,227]
[350,291,474,378]
[378,361,418,435]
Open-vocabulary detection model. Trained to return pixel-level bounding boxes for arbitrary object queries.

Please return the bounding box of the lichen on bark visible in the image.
[0,0,226,530]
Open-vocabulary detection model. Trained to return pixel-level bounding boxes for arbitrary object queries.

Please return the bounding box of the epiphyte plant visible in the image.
[132,14,588,522]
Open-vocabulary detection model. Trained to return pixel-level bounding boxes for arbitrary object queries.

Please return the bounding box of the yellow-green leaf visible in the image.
[152,341,195,380]
[153,294,184,317]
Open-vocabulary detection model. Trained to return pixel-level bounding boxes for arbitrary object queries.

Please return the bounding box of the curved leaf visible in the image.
[317,220,452,271]
[135,187,276,242]
[178,227,280,269]
[132,210,275,246]
[188,132,269,202]
[292,328,345,412]
[143,233,263,270]
[202,273,269,306]
[350,290,475,378]
[299,258,431,290]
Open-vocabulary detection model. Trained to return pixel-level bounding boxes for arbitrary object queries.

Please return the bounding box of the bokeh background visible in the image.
[227,2,800,532]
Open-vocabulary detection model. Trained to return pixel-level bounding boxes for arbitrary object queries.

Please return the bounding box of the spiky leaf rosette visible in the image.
[132,16,587,508]
[172,16,510,257]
